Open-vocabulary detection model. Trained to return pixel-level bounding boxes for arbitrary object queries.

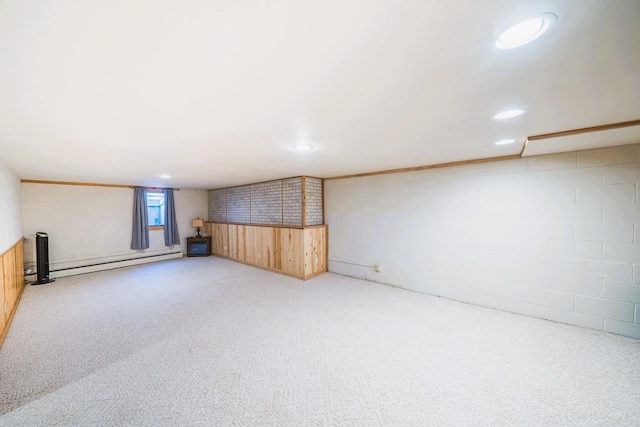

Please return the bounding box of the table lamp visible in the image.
[192,218,204,237]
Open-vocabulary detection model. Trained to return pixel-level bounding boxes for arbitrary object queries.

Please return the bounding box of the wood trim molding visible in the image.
[321,179,325,225]
[519,139,529,157]
[21,179,133,189]
[324,154,521,181]
[527,119,640,141]
[21,180,181,191]
[301,176,307,227]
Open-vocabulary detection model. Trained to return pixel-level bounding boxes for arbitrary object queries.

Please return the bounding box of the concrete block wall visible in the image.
[305,177,323,226]
[324,144,640,339]
[0,159,22,255]
[208,177,324,227]
[283,178,302,226]
[208,189,227,222]
[251,181,283,225]
[227,186,251,223]
[21,183,208,269]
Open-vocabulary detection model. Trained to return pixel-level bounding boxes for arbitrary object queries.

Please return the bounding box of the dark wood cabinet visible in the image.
[186,236,211,257]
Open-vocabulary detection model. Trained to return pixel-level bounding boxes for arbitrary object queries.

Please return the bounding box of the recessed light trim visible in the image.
[494,14,556,50]
[293,143,314,151]
[494,139,516,146]
[494,108,526,120]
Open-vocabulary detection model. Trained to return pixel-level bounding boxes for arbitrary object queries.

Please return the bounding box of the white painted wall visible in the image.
[21,183,208,270]
[325,144,640,339]
[0,159,22,255]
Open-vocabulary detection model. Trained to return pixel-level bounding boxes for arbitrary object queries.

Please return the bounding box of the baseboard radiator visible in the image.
[47,250,184,279]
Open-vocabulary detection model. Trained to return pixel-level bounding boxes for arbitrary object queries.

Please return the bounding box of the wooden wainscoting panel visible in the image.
[237,225,247,263]
[3,246,16,322]
[304,226,327,278]
[207,222,326,280]
[212,223,229,257]
[221,223,229,257]
[264,227,282,271]
[281,228,304,276]
[252,226,279,270]
[1,239,26,349]
[254,226,266,268]
[15,239,24,298]
[211,224,221,255]
[211,224,223,255]
[0,256,5,333]
[228,224,238,260]
[244,225,255,265]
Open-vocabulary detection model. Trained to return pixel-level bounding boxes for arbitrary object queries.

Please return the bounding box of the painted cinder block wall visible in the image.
[325,144,640,339]
[21,183,208,269]
[0,159,22,254]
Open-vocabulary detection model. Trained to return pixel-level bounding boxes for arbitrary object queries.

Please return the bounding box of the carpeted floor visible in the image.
[0,257,639,426]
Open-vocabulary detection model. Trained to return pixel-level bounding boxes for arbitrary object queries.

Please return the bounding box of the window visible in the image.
[146,191,165,227]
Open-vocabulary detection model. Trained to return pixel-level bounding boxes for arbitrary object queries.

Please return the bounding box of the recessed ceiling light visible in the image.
[159,174,171,179]
[494,109,526,120]
[293,144,314,151]
[494,14,556,50]
[495,139,516,146]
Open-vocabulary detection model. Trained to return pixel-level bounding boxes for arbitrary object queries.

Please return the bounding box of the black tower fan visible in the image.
[34,232,55,285]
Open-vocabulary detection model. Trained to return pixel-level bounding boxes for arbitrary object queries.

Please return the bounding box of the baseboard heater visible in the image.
[49,251,183,279]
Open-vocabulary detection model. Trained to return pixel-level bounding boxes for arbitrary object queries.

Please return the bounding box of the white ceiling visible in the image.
[0,0,639,189]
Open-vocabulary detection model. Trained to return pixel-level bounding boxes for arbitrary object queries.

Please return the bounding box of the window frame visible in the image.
[146,190,166,230]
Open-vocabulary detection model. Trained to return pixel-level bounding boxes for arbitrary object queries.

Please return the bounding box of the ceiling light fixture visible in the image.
[494,14,555,50]
[494,108,526,119]
[293,144,314,151]
[159,174,171,179]
[494,139,516,146]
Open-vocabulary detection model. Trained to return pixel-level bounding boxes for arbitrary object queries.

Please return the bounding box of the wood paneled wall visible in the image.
[1,238,25,349]
[206,223,327,280]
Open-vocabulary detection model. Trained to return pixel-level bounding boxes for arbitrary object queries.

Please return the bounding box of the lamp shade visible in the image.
[192,219,204,227]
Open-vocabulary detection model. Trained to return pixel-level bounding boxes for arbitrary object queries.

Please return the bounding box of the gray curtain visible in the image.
[163,188,180,246]
[131,187,150,249]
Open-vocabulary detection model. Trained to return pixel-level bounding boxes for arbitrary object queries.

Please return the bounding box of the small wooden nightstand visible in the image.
[186,236,211,257]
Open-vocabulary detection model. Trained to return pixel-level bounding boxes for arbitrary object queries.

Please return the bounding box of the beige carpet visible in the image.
[0,257,639,426]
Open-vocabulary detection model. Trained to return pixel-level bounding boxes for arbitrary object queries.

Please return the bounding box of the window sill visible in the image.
[149,226,164,231]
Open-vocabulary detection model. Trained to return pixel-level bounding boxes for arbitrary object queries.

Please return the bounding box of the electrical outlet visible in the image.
[373,264,380,273]
[315,257,319,265]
